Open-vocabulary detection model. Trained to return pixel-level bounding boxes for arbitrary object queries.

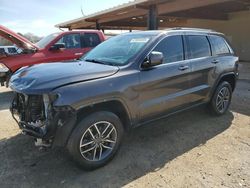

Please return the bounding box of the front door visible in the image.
[138,35,192,123]
[46,33,83,62]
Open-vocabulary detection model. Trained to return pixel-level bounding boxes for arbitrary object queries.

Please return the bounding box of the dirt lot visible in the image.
[0,68,249,188]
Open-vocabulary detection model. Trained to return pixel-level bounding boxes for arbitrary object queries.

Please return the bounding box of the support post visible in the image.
[147,5,158,30]
[96,21,100,30]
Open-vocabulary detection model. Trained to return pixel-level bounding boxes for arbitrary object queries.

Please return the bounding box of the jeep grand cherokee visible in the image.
[9,28,239,170]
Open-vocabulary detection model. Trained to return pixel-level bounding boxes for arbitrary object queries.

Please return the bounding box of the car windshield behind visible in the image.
[82,33,155,66]
[36,33,60,48]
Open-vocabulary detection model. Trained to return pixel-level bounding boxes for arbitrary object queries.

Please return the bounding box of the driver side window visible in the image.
[154,35,184,64]
[55,33,81,49]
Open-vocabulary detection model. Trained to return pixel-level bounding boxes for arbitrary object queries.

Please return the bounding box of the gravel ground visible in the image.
[0,69,249,188]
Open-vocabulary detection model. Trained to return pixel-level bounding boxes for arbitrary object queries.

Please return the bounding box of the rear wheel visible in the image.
[209,81,232,116]
[67,111,124,170]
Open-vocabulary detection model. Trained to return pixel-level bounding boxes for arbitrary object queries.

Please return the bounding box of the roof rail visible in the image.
[169,27,215,32]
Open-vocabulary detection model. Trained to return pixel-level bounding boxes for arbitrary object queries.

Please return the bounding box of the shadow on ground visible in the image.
[230,79,250,116]
[0,106,234,188]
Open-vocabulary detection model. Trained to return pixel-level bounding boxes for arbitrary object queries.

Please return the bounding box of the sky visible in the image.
[0,0,131,37]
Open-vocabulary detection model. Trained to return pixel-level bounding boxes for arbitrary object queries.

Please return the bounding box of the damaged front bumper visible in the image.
[10,92,77,147]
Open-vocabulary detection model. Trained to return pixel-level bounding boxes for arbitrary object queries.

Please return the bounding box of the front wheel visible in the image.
[67,111,124,170]
[209,81,232,116]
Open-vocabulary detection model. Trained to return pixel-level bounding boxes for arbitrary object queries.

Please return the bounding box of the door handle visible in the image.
[211,59,219,64]
[179,65,189,71]
[75,53,83,56]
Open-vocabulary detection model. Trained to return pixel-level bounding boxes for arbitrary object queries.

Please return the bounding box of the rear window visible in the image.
[82,33,101,48]
[209,35,230,55]
[186,35,211,59]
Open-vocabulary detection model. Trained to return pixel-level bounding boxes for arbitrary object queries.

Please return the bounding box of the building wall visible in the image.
[185,10,250,61]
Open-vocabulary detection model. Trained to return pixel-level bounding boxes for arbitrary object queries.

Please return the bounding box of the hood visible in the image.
[0,25,38,50]
[10,61,119,94]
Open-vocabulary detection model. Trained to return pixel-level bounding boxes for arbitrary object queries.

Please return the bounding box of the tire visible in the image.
[209,81,232,116]
[67,111,124,170]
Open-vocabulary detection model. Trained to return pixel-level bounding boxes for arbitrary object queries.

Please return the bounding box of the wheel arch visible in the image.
[53,98,133,148]
[75,99,133,132]
[209,72,237,100]
[213,72,237,93]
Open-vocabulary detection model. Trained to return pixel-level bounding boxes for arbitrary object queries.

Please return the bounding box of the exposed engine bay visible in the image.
[10,92,76,148]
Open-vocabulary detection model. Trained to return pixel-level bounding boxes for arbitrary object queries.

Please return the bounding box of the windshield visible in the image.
[82,33,155,66]
[36,33,60,48]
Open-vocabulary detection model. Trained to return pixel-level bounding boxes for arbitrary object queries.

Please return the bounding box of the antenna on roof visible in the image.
[81,0,85,16]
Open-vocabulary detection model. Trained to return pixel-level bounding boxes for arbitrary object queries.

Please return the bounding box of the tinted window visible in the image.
[56,33,81,49]
[82,33,101,47]
[8,47,17,53]
[187,35,211,59]
[209,35,230,55]
[154,35,184,63]
[0,48,5,54]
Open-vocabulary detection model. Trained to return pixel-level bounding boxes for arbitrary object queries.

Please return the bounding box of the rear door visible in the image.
[81,32,102,55]
[185,34,215,103]
[138,35,192,122]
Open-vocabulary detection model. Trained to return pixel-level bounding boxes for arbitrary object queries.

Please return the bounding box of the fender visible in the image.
[75,97,133,124]
[53,97,134,147]
[209,71,237,99]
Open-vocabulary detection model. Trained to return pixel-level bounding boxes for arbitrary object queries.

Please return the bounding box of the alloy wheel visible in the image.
[79,121,117,161]
[215,86,230,113]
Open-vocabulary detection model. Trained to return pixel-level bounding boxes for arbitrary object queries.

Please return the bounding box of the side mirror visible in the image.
[49,43,65,51]
[142,51,163,68]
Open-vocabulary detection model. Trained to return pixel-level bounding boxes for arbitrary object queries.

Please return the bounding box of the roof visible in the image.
[56,0,250,30]
[117,27,222,36]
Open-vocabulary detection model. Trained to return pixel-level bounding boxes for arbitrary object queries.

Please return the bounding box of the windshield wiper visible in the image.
[84,58,116,66]
[84,58,106,64]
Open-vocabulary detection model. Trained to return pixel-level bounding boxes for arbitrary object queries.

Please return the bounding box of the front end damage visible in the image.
[10,92,77,147]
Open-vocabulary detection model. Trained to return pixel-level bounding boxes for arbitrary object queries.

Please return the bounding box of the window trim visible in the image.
[140,34,185,68]
[55,33,82,49]
[81,32,101,48]
[208,35,232,56]
[185,34,212,60]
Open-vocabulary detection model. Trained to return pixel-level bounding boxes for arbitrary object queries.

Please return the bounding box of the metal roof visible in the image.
[56,0,148,29]
[56,0,250,30]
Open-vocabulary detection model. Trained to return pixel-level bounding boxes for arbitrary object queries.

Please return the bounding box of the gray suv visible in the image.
[10,28,239,170]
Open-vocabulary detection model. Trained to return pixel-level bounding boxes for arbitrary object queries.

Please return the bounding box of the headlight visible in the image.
[0,63,9,73]
[49,93,59,103]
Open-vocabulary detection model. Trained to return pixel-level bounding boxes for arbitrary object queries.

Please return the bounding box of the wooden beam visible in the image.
[166,10,228,20]
[87,8,147,24]
[89,0,232,26]
[157,0,232,15]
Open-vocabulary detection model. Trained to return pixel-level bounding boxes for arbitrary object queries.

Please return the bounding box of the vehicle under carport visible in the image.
[56,0,250,62]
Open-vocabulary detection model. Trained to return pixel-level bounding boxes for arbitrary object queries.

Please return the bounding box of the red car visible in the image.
[0,25,105,86]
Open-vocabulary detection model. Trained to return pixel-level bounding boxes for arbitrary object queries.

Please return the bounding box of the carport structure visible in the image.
[56,0,250,61]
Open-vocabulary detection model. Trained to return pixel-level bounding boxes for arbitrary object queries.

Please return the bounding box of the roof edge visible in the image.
[55,0,148,28]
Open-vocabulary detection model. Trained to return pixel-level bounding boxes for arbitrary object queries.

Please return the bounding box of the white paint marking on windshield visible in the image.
[130,38,149,43]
